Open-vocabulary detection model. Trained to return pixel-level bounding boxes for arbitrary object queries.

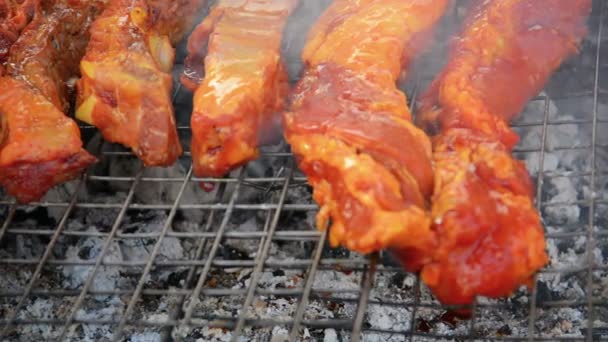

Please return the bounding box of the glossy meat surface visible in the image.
[0,78,96,203]
[417,0,591,149]
[421,129,549,307]
[0,0,39,69]
[283,0,448,262]
[414,0,591,306]
[181,0,297,178]
[76,0,205,167]
[0,0,101,203]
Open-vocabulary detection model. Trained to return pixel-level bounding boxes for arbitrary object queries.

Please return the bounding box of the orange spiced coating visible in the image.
[181,0,298,178]
[0,0,103,203]
[0,0,39,69]
[415,0,591,306]
[76,0,206,167]
[283,0,448,266]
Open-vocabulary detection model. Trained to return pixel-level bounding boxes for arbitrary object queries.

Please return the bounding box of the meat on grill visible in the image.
[413,0,592,307]
[283,0,449,267]
[0,0,39,72]
[181,0,297,178]
[0,0,104,203]
[75,0,206,167]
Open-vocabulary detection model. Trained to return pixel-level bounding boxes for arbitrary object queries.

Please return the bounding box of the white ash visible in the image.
[36,179,81,223]
[270,326,290,342]
[195,327,234,342]
[323,329,338,342]
[129,332,162,342]
[68,296,124,341]
[61,228,123,299]
[12,298,63,341]
[545,177,581,224]
[119,211,186,282]
[223,217,260,257]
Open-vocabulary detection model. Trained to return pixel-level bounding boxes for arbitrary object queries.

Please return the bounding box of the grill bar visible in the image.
[0,175,84,336]
[0,1,606,340]
[56,168,144,341]
[230,164,294,340]
[288,228,328,339]
[160,179,229,341]
[583,1,605,341]
[112,165,195,341]
[175,168,246,340]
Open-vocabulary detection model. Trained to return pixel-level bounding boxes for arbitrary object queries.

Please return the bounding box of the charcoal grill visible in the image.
[1,0,607,341]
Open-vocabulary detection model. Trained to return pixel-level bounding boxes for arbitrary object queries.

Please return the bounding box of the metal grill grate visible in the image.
[1,1,607,341]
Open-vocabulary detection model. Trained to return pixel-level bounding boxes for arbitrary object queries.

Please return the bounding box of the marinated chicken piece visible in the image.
[76,0,206,167]
[0,0,39,70]
[181,0,297,178]
[414,0,592,307]
[0,0,103,203]
[283,0,448,265]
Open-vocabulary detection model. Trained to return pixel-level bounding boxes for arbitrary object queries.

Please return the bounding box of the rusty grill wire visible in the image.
[1,0,608,341]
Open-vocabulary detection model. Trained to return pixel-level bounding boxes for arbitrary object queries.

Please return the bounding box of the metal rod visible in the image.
[230,163,294,341]
[0,204,16,245]
[111,166,195,341]
[56,167,144,341]
[160,182,228,342]
[174,168,246,341]
[583,1,605,340]
[526,93,553,342]
[0,175,87,338]
[288,228,328,340]
[351,252,378,342]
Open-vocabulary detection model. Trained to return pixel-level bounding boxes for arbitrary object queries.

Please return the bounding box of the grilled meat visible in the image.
[76,0,206,167]
[0,0,39,70]
[0,0,103,203]
[283,0,448,267]
[181,0,297,178]
[414,0,592,307]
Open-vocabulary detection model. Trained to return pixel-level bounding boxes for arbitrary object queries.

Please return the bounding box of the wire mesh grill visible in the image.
[1,0,607,341]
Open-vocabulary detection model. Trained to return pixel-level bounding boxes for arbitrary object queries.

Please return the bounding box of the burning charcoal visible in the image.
[416,318,433,333]
[15,233,46,260]
[12,207,54,227]
[389,272,408,288]
[220,244,251,261]
[119,212,185,283]
[61,229,122,298]
[321,246,350,259]
[72,297,124,340]
[535,281,561,304]
[497,325,512,336]
[166,269,188,288]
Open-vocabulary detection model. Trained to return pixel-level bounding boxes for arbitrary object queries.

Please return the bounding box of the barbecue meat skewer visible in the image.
[0,0,39,72]
[181,0,298,178]
[76,0,206,167]
[283,0,449,265]
[0,0,104,203]
[415,0,592,307]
